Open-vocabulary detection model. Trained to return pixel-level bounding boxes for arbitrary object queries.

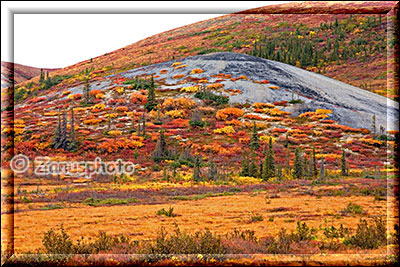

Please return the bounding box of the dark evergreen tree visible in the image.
[341,149,347,176]
[285,145,291,175]
[262,138,275,180]
[248,149,259,178]
[293,147,303,179]
[240,150,249,176]
[144,75,156,111]
[153,130,169,161]
[207,152,218,181]
[142,112,146,136]
[249,122,260,150]
[193,156,202,182]
[39,68,45,84]
[320,157,325,180]
[312,146,318,178]
[83,76,90,104]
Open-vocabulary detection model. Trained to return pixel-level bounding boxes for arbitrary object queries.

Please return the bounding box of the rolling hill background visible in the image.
[1,61,58,88]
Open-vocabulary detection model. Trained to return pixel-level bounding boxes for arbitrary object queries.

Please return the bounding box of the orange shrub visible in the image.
[268,108,291,116]
[172,74,185,79]
[67,93,82,100]
[226,119,243,126]
[230,75,248,82]
[161,97,195,110]
[175,64,187,70]
[244,121,267,129]
[216,107,244,120]
[206,83,224,90]
[244,114,264,120]
[191,68,204,74]
[316,108,332,114]
[89,89,102,97]
[116,106,129,112]
[165,109,187,118]
[83,118,103,125]
[320,120,335,124]
[171,62,182,67]
[253,102,274,109]
[130,91,147,104]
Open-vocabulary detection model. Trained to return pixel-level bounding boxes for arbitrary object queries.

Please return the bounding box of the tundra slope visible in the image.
[118,52,398,131]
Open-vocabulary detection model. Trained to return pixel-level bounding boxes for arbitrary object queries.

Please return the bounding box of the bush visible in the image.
[289,99,303,104]
[43,225,133,255]
[264,228,294,254]
[156,207,177,217]
[42,225,74,254]
[248,213,264,223]
[83,197,137,207]
[322,224,350,239]
[293,221,317,241]
[194,91,229,105]
[223,229,263,254]
[189,120,205,128]
[344,217,387,249]
[145,225,226,255]
[343,202,363,215]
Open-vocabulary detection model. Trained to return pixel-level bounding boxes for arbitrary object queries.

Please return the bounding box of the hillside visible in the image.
[13,1,399,101]
[1,61,58,88]
[11,52,397,164]
[119,52,396,130]
[2,2,399,263]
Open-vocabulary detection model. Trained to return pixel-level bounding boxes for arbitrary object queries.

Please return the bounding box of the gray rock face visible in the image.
[113,52,398,131]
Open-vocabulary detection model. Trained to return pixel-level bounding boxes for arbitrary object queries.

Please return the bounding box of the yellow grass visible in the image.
[6,191,396,253]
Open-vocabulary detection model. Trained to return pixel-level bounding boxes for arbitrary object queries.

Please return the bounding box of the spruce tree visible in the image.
[193,156,202,182]
[248,149,259,178]
[312,147,318,178]
[83,76,90,104]
[293,147,303,179]
[285,145,291,175]
[144,75,156,111]
[262,138,275,180]
[163,165,169,181]
[249,122,260,150]
[142,112,146,136]
[240,150,249,176]
[207,152,218,181]
[341,149,347,176]
[153,130,168,161]
[39,68,44,84]
[320,157,325,180]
